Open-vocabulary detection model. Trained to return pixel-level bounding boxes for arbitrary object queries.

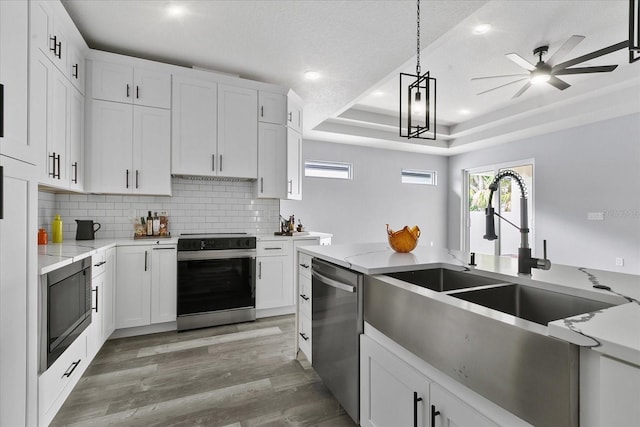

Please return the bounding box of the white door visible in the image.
[465,161,534,256]
[431,382,498,427]
[258,91,286,125]
[115,246,151,328]
[0,156,36,427]
[133,106,171,195]
[257,123,286,199]
[217,84,258,179]
[91,60,132,104]
[48,68,70,185]
[68,85,84,191]
[88,100,133,193]
[256,256,292,309]
[360,335,430,427]
[171,76,217,176]
[31,52,52,183]
[102,248,116,340]
[86,272,104,360]
[286,128,302,200]
[286,93,303,133]
[133,68,171,109]
[150,246,177,324]
[0,0,31,163]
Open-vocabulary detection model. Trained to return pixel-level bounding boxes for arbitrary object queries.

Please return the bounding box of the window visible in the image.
[304,160,353,180]
[401,169,437,185]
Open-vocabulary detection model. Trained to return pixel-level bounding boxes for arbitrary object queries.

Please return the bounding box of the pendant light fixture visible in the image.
[399,0,437,140]
[631,0,639,63]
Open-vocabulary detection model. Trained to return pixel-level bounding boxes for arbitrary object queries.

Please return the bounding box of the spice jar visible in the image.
[38,228,48,245]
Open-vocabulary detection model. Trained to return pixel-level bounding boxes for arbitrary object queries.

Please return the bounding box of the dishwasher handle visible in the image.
[312,270,355,293]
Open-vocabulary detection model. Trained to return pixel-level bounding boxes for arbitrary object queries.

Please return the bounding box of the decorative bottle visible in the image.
[146,211,153,236]
[52,214,63,243]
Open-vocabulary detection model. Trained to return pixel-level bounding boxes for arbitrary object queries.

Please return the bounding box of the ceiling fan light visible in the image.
[530,69,550,85]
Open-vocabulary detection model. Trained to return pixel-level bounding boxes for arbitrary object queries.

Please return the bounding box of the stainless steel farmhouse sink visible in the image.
[385,267,505,292]
[366,268,622,427]
[449,283,615,325]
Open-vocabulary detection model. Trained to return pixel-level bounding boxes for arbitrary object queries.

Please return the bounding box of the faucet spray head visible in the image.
[484,206,498,241]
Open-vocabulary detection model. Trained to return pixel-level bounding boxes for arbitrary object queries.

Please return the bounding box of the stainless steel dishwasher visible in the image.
[311,258,363,424]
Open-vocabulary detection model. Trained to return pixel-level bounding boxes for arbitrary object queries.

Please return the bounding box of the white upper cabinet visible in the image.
[257,123,287,199]
[258,91,286,125]
[217,84,258,179]
[171,75,218,176]
[91,60,171,109]
[286,90,303,133]
[286,127,302,200]
[132,105,171,195]
[0,0,32,164]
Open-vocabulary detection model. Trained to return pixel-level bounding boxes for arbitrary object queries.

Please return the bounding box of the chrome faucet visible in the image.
[483,169,551,275]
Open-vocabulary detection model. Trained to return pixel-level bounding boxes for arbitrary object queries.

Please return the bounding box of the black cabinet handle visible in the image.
[72,162,78,184]
[430,404,440,427]
[211,154,215,171]
[135,170,139,189]
[288,111,292,122]
[144,250,148,271]
[126,84,130,98]
[260,105,264,117]
[126,169,129,188]
[56,154,61,179]
[93,261,106,267]
[300,294,309,301]
[62,359,81,378]
[0,165,4,220]
[92,287,99,312]
[56,40,62,59]
[49,36,57,54]
[258,261,262,279]
[299,263,309,269]
[72,64,78,79]
[136,85,139,99]
[0,83,4,137]
[299,332,309,341]
[414,392,423,427]
[219,155,223,172]
[260,177,264,193]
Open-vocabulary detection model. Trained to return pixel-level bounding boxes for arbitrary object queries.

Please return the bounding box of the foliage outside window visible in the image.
[468,173,512,212]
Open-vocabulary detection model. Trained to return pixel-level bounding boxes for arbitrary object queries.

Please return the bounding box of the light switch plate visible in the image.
[587,212,604,221]
[615,258,624,266]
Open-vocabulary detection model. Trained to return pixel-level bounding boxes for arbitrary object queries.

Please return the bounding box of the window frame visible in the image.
[304,160,353,180]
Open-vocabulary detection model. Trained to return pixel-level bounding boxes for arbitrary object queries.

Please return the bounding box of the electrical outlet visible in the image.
[587,212,604,221]
[615,258,624,267]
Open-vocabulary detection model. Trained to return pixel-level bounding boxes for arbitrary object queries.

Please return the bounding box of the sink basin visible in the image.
[450,283,614,325]
[385,268,505,292]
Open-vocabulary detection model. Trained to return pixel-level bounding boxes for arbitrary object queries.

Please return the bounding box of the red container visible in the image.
[38,228,48,245]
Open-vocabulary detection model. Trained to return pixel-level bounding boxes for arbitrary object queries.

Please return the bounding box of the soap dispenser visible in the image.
[52,214,63,243]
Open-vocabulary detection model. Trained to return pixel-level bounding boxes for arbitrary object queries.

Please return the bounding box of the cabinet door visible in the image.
[217,84,258,179]
[47,67,70,185]
[286,128,302,200]
[257,123,286,199]
[256,256,293,309]
[132,106,171,195]
[68,85,84,191]
[599,356,640,427]
[30,0,55,58]
[102,248,116,340]
[115,246,151,328]
[91,60,133,104]
[0,0,32,163]
[430,382,498,427]
[171,76,217,176]
[360,335,430,427]
[86,272,104,360]
[88,100,133,193]
[0,156,36,427]
[67,42,85,95]
[133,68,171,109]
[151,246,177,323]
[31,52,52,182]
[258,91,286,125]
[286,92,303,133]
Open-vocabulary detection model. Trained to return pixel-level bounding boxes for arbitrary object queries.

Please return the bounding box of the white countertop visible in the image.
[257,231,333,241]
[298,242,640,365]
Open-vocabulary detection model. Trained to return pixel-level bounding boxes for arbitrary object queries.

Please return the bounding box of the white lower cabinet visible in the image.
[598,356,640,427]
[361,335,430,427]
[256,240,293,310]
[296,251,313,361]
[430,382,498,427]
[116,244,177,329]
[87,247,116,360]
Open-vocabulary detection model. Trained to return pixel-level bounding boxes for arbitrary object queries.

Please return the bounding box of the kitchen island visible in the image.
[297,242,640,427]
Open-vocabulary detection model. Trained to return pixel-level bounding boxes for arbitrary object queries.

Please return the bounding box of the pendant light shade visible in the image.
[631,0,640,63]
[399,0,437,140]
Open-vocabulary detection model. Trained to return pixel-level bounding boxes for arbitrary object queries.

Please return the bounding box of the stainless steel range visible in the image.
[177,233,256,331]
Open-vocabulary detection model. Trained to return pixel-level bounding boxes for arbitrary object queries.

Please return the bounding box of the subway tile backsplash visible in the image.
[38,177,280,240]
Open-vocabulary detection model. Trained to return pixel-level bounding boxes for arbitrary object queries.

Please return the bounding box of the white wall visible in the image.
[448,113,640,274]
[281,140,449,246]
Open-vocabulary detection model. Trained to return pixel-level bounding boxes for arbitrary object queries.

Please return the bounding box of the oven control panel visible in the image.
[178,236,256,251]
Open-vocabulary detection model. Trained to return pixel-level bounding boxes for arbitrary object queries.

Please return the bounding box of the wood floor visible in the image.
[51,315,357,427]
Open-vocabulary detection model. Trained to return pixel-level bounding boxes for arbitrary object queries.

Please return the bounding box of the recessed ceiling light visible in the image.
[458,108,471,115]
[165,3,187,18]
[472,24,492,35]
[372,90,385,97]
[304,71,321,81]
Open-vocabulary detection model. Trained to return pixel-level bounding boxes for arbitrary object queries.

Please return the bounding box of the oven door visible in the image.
[177,250,256,317]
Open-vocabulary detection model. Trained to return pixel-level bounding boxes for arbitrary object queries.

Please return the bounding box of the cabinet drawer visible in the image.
[299,280,311,318]
[298,253,312,278]
[257,240,290,257]
[298,313,312,361]
[39,333,87,419]
[91,251,107,277]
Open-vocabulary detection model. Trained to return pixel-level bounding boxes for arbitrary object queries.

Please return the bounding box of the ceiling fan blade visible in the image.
[476,77,529,95]
[547,75,571,90]
[512,81,532,98]
[471,73,528,81]
[554,65,618,75]
[506,53,536,71]
[546,35,585,65]
[552,40,629,71]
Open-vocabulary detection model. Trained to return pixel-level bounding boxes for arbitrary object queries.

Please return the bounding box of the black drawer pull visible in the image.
[430,404,440,427]
[299,263,309,268]
[299,332,309,341]
[300,294,309,301]
[62,359,81,378]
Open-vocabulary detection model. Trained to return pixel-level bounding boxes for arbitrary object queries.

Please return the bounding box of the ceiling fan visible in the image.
[473,35,629,98]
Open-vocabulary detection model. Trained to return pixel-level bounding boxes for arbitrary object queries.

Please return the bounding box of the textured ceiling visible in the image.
[62,0,640,154]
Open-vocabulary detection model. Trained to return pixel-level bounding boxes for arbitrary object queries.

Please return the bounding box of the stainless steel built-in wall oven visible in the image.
[177,234,256,331]
[40,258,92,372]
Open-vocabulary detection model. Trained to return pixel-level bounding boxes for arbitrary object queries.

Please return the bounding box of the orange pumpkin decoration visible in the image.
[387,224,421,253]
